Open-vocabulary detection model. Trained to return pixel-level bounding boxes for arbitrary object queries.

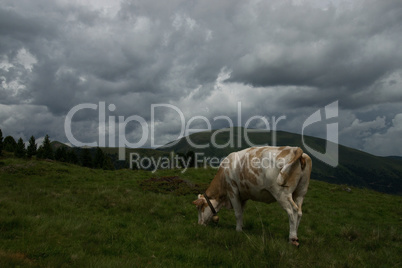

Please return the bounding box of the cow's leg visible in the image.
[291,176,308,245]
[230,196,246,231]
[277,194,299,246]
[293,195,304,233]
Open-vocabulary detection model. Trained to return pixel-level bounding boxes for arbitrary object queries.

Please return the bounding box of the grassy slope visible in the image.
[0,155,401,267]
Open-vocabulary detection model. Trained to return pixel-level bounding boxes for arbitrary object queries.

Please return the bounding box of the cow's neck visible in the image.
[205,167,226,202]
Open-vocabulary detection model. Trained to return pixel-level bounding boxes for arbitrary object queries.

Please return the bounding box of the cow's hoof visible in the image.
[290,238,299,247]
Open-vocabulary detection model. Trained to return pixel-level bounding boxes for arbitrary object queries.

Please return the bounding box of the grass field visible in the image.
[0,155,401,267]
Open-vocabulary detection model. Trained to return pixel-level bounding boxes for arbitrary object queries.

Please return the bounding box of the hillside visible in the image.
[158,127,402,195]
[0,155,401,267]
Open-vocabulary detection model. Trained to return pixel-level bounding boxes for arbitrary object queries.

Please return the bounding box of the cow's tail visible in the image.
[277,147,305,187]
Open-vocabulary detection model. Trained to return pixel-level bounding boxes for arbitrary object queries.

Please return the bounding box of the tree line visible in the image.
[0,129,114,170]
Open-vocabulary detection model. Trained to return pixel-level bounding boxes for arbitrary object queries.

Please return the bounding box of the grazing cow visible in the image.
[193,146,312,246]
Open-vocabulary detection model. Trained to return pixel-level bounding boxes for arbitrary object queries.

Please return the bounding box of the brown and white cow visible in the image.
[193,146,312,246]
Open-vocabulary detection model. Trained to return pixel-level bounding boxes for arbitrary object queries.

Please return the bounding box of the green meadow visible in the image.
[0,155,401,267]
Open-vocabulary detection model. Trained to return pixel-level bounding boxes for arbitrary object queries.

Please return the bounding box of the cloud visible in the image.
[341,116,386,138]
[0,0,402,156]
[0,104,62,140]
[229,0,402,91]
[339,115,386,149]
[362,113,402,156]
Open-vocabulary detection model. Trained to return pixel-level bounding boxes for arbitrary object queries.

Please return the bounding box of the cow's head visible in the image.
[192,194,220,225]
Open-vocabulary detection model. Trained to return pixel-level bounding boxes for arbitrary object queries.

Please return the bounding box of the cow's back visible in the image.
[221,146,310,203]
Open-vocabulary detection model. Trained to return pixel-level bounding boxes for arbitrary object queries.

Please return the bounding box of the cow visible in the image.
[193,146,312,246]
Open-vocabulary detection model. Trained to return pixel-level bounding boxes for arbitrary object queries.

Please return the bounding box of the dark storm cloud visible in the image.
[228,1,402,98]
[0,8,56,46]
[1,0,402,155]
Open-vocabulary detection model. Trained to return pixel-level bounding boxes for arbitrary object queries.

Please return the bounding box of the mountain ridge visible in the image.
[158,127,402,195]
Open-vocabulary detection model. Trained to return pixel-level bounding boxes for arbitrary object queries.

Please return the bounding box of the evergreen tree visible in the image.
[36,145,44,159]
[4,136,17,152]
[94,147,105,169]
[67,150,79,165]
[26,136,37,158]
[14,138,26,158]
[55,147,68,162]
[0,129,3,156]
[186,151,196,168]
[177,153,186,168]
[41,135,54,160]
[103,154,115,170]
[81,149,93,168]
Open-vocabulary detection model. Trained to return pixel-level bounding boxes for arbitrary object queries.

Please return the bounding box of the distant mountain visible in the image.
[50,141,71,150]
[158,127,402,195]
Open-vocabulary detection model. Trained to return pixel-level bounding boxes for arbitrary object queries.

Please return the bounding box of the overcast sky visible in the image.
[1,0,402,156]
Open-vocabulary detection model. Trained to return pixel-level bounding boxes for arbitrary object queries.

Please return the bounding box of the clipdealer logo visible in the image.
[64,101,338,169]
[302,101,338,167]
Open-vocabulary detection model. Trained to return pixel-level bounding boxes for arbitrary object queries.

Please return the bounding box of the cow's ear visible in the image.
[193,198,204,207]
